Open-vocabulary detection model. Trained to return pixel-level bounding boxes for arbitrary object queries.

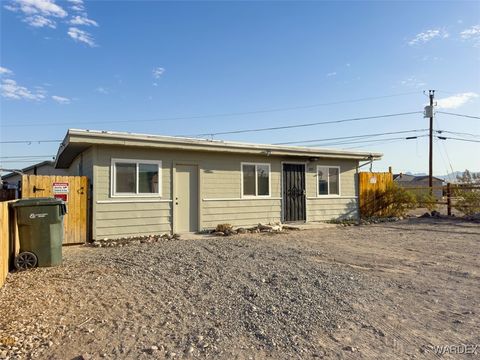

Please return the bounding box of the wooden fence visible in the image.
[0,189,16,202]
[0,202,8,287]
[22,175,89,244]
[358,171,393,217]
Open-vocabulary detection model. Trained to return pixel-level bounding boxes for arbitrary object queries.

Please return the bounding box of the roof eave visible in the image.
[55,129,383,168]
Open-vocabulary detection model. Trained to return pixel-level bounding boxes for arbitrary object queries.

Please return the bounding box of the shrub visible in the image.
[453,189,480,215]
[416,192,437,211]
[361,183,417,218]
[215,223,233,232]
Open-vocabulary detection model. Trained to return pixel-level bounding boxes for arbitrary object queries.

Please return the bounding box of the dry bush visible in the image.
[454,189,480,215]
[361,183,417,218]
[416,193,437,211]
[215,223,233,233]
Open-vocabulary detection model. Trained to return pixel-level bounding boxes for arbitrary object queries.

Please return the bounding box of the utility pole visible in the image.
[428,90,435,192]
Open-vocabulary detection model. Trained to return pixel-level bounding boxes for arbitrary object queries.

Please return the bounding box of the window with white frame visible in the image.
[317,166,340,196]
[112,159,161,196]
[242,163,270,197]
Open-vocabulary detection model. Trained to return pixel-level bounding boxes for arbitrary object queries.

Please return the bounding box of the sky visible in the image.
[1,0,479,178]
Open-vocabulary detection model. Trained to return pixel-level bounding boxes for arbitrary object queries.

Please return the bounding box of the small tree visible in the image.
[456,169,480,184]
[362,183,417,218]
[416,192,437,211]
[453,170,480,215]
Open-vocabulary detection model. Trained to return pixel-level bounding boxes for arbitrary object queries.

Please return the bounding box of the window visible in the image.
[112,159,161,196]
[317,166,340,196]
[242,163,271,197]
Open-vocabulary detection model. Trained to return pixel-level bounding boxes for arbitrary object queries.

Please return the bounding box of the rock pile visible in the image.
[210,223,300,236]
[86,233,180,248]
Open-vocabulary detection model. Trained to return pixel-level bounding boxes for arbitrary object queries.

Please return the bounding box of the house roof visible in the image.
[55,129,383,168]
[393,173,444,182]
[1,160,55,180]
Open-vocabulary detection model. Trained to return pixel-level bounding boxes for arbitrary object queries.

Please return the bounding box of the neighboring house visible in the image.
[1,160,69,186]
[393,173,444,199]
[55,129,382,239]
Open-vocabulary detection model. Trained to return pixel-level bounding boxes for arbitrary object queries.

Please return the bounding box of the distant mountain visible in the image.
[401,171,480,182]
[436,172,463,182]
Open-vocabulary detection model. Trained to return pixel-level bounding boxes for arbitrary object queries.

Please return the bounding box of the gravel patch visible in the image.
[0,234,385,359]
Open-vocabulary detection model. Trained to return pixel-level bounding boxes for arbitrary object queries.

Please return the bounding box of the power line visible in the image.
[345,138,407,149]
[438,136,480,143]
[305,134,429,148]
[436,111,480,120]
[0,91,420,128]
[0,159,54,163]
[273,129,428,145]
[186,111,423,137]
[435,129,480,138]
[0,155,55,159]
[0,140,61,144]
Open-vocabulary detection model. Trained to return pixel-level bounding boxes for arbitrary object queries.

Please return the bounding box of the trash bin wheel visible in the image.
[14,252,38,270]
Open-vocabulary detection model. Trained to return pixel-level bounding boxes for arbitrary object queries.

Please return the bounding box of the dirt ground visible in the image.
[1,218,479,359]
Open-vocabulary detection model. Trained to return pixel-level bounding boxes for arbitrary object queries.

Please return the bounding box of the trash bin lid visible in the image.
[12,197,65,207]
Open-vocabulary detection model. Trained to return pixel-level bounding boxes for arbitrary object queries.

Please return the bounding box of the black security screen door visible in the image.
[283,163,306,222]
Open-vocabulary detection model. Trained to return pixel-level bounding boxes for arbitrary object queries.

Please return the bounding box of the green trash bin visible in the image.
[12,198,67,269]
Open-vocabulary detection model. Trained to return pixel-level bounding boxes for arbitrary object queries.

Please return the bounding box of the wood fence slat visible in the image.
[0,202,8,288]
[21,175,88,244]
[358,172,393,218]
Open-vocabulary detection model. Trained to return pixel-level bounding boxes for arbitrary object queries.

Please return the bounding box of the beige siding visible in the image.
[202,199,281,228]
[92,145,283,239]
[90,145,360,239]
[307,198,358,221]
[66,147,94,179]
[95,201,171,238]
[305,158,359,221]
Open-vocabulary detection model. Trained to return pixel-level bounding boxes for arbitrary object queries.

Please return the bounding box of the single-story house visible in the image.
[1,160,69,186]
[55,129,382,240]
[393,173,444,199]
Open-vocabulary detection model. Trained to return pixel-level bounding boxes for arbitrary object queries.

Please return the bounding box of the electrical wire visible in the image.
[435,118,456,182]
[438,136,480,143]
[305,134,429,148]
[0,91,420,128]
[273,129,428,145]
[345,138,408,149]
[186,111,423,137]
[0,159,55,163]
[435,137,453,183]
[436,111,480,120]
[435,129,480,138]
[0,140,62,144]
[0,155,55,159]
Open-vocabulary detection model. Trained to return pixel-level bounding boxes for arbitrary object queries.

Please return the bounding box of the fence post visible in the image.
[447,183,452,216]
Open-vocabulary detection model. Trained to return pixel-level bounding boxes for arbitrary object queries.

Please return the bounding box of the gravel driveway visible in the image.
[1,218,479,359]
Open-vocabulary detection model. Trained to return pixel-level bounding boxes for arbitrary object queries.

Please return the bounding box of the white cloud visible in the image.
[152,67,165,79]
[326,72,337,77]
[66,0,84,11]
[51,95,71,104]
[408,29,449,46]
[95,87,109,94]
[9,0,67,17]
[1,78,46,101]
[400,76,426,88]
[67,27,96,47]
[436,92,478,109]
[0,67,14,76]
[23,14,56,28]
[5,0,67,28]
[70,15,98,27]
[460,25,480,44]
